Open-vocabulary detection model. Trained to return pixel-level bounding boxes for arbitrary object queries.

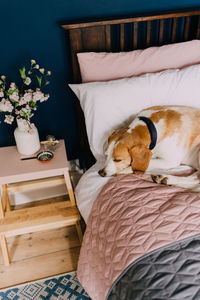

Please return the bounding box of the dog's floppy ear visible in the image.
[105,127,128,154]
[129,144,152,174]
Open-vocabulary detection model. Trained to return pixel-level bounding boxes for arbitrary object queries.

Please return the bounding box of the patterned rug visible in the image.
[0,272,91,300]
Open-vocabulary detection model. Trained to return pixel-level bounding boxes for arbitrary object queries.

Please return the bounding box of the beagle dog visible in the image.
[98,105,200,190]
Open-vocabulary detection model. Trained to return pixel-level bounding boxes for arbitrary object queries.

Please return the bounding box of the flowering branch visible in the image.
[0,59,51,126]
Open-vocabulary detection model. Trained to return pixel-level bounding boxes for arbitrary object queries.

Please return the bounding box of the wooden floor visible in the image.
[0,197,81,290]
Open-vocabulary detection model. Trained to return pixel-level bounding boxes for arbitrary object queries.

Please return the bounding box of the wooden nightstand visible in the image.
[0,140,82,266]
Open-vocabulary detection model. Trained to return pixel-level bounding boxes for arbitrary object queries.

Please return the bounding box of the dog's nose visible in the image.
[98,169,106,177]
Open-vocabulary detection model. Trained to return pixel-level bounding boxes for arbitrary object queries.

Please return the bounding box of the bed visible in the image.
[62,9,200,300]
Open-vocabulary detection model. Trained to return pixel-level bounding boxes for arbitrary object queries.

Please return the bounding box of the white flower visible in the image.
[20,108,28,114]
[19,107,33,119]
[39,68,44,74]
[23,92,32,103]
[1,75,6,80]
[33,90,44,102]
[4,115,14,124]
[27,89,33,93]
[10,82,16,90]
[19,107,30,119]
[19,98,25,106]
[0,91,4,97]
[24,77,31,85]
[9,91,19,102]
[40,93,50,102]
[47,71,51,75]
[31,59,36,64]
[0,99,13,112]
[35,64,39,69]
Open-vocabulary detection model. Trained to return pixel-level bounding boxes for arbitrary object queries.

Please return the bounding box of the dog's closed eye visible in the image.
[113,159,122,162]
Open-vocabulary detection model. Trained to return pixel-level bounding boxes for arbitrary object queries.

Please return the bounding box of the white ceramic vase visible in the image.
[14,118,40,155]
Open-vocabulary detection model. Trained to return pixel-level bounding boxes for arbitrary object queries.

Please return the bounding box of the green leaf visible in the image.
[45,81,50,86]
[36,75,42,87]
[19,66,26,79]
[7,90,15,95]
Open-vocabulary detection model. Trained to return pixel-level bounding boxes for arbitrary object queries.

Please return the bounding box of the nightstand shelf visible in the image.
[0,140,82,266]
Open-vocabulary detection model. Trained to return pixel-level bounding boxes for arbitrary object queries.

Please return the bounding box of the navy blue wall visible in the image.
[1,0,200,160]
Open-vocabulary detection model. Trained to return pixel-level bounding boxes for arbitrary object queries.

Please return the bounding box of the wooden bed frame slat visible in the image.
[184,16,190,41]
[146,21,151,47]
[62,9,200,170]
[133,22,138,49]
[159,19,164,45]
[105,25,111,51]
[172,17,177,42]
[198,15,200,38]
[120,23,125,51]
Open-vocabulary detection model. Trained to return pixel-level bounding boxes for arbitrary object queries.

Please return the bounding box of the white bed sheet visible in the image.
[75,159,194,223]
[75,159,110,223]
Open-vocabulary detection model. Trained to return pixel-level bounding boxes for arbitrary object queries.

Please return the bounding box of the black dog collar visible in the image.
[138,116,157,150]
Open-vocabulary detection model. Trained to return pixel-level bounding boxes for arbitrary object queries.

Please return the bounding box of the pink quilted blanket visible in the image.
[77,174,200,300]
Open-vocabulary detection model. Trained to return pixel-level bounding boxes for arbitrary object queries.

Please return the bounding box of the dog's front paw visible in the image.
[152,174,168,185]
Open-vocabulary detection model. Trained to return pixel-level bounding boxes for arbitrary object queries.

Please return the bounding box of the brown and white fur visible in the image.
[99,105,200,191]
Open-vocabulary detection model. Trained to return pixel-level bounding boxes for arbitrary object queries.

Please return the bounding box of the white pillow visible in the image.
[69,64,200,160]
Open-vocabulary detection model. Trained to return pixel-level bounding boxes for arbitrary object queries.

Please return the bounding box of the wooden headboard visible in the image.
[62,9,200,170]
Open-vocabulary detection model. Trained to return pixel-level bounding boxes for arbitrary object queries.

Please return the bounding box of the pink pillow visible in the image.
[77,40,200,82]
